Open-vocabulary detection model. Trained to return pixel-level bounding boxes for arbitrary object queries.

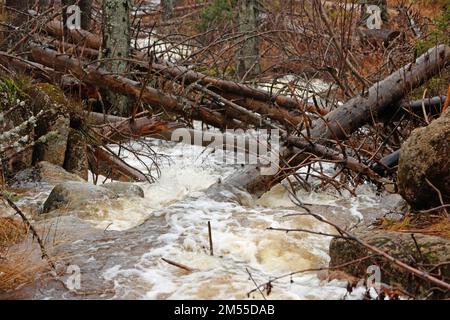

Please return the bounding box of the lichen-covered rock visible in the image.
[63,129,88,181]
[0,76,34,179]
[329,228,450,298]
[397,108,450,209]
[42,181,119,213]
[102,182,145,198]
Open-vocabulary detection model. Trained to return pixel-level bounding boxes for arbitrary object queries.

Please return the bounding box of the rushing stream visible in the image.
[2,136,403,300]
[0,1,404,300]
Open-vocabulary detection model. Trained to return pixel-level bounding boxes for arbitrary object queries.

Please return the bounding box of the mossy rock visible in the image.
[329,228,450,298]
[397,108,450,209]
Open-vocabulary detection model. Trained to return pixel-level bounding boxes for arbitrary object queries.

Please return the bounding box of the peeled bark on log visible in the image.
[100,116,181,143]
[221,93,304,126]
[30,46,241,129]
[88,112,263,153]
[49,38,99,59]
[90,146,147,182]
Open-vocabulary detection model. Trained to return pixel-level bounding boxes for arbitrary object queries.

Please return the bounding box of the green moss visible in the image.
[0,75,31,111]
[196,0,237,32]
[413,5,450,55]
[34,83,69,107]
[410,5,450,99]
[0,190,21,202]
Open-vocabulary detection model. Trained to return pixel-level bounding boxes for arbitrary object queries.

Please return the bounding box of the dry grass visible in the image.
[0,217,27,247]
[378,213,450,239]
[0,217,48,293]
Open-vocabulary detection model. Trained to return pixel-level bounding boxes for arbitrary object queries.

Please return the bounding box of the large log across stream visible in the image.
[30,46,243,129]
[308,45,450,142]
[220,45,450,197]
[28,44,450,196]
[41,19,326,115]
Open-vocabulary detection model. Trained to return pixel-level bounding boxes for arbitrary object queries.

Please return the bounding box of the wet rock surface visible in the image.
[42,181,120,214]
[102,182,145,198]
[0,214,169,299]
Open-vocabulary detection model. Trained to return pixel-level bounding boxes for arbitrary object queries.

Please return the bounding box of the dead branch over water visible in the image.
[1,0,449,299]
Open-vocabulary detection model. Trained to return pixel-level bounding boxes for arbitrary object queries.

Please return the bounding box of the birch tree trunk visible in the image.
[236,0,261,80]
[102,0,131,115]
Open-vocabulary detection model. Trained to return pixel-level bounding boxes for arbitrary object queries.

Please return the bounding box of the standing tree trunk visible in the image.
[102,0,131,115]
[62,0,92,30]
[160,0,174,21]
[79,0,92,30]
[236,0,261,80]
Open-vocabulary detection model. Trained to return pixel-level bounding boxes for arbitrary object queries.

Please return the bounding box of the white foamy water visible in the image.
[63,136,386,300]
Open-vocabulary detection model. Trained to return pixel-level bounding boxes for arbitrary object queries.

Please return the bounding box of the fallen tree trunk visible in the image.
[89,146,147,182]
[99,115,181,143]
[30,46,295,131]
[402,95,446,117]
[382,95,447,121]
[308,45,450,143]
[45,20,102,49]
[285,136,382,181]
[30,46,243,129]
[88,112,264,153]
[371,149,400,176]
[221,45,450,197]
[148,60,327,115]
[40,20,325,115]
